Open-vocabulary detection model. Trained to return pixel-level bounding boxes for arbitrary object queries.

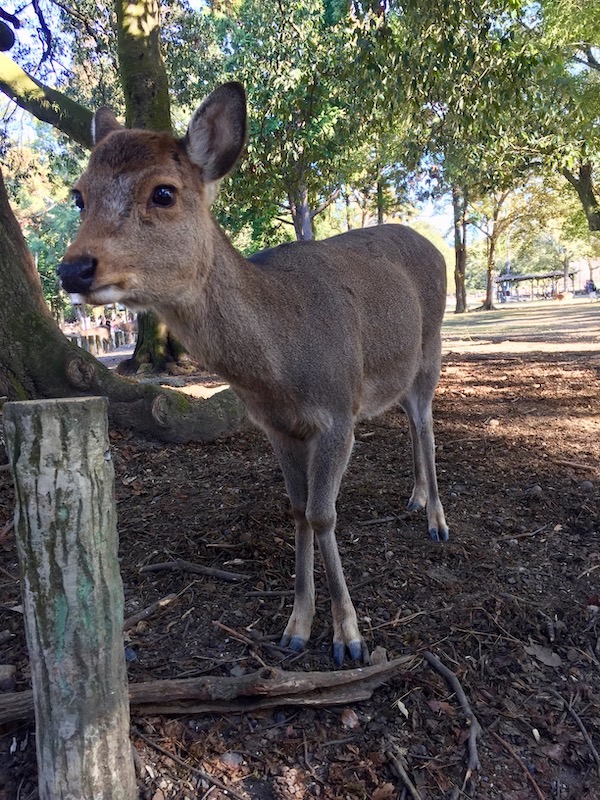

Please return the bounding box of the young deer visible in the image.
[58,83,449,666]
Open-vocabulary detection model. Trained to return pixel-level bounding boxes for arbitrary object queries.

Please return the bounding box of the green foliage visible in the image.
[2,129,82,316]
[28,202,80,316]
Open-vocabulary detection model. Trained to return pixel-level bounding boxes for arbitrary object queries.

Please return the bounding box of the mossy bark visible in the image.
[115,0,172,132]
[0,168,245,443]
[0,52,93,148]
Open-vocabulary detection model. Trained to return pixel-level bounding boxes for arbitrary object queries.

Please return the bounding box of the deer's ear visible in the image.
[185,82,246,182]
[92,107,122,145]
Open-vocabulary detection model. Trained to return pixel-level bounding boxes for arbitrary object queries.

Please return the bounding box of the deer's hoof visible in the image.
[407,499,424,512]
[429,526,450,542]
[333,639,369,667]
[280,634,306,652]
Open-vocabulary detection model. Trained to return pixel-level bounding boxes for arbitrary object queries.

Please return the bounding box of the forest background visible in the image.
[0,0,598,325]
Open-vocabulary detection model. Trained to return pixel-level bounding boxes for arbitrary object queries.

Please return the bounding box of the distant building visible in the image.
[496,270,577,302]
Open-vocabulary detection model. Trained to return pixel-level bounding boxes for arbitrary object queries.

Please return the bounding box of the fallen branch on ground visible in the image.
[0,519,14,544]
[0,655,415,724]
[385,738,423,800]
[134,727,247,800]
[552,458,595,471]
[423,651,481,792]
[140,558,248,582]
[546,688,600,771]
[123,593,178,631]
[490,731,545,800]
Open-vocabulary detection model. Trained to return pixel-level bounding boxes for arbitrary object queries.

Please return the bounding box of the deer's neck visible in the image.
[160,223,272,387]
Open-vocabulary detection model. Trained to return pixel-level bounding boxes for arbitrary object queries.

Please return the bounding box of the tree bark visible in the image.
[4,397,137,800]
[0,167,245,442]
[289,184,315,240]
[452,185,468,313]
[115,0,172,132]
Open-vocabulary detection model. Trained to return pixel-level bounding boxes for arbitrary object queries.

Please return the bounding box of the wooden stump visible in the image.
[4,397,137,800]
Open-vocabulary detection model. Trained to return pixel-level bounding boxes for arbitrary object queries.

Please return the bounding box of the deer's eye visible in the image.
[150,185,176,208]
[73,190,84,211]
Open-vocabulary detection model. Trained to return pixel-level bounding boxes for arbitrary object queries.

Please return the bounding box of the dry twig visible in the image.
[385,739,423,800]
[423,651,481,780]
[140,558,248,582]
[552,458,595,471]
[546,688,600,771]
[490,731,545,800]
[0,519,14,544]
[134,727,246,800]
[123,593,178,631]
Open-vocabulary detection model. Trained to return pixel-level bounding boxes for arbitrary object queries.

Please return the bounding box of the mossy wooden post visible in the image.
[3,397,137,800]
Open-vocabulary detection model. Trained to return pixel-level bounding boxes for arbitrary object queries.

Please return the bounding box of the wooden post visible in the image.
[4,397,137,800]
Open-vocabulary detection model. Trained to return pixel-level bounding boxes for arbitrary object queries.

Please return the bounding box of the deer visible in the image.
[58,82,449,667]
[62,322,112,355]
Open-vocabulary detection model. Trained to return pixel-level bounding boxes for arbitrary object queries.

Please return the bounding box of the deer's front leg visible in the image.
[267,433,315,652]
[307,423,369,667]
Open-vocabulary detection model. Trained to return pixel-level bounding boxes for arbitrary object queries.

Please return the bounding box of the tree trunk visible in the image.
[115,0,172,132]
[4,397,137,800]
[113,0,182,373]
[376,164,384,225]
[0,168,244,442]
[452,186,468,313]
[345,191,353,230]
[289,184,315,240]
[481,231,497,311]
[562,162,600,232]
[563,255,570,292]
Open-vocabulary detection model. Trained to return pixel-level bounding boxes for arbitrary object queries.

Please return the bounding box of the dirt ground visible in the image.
[1,300,599,799]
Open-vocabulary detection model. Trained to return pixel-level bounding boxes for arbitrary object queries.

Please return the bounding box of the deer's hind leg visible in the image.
[401,359,448,542]
[267,432,315,652]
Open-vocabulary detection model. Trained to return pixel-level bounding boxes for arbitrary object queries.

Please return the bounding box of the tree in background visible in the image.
[538,0,600,231]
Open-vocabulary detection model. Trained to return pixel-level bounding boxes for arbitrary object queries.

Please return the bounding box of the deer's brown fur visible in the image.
[58,83,449,665]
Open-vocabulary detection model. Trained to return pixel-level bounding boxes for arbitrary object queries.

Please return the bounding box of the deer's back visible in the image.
[235,224,446,428]
[249,224,445,320]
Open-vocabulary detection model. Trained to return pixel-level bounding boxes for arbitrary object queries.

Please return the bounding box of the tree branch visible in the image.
[32,0,53,62]
[0,53,93,148]
[310,186,341,219]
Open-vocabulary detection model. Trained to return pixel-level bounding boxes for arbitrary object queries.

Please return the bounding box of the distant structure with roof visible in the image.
[495,270,577,302]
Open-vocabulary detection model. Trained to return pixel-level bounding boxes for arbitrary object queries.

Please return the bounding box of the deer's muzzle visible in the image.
[58,258,98,295]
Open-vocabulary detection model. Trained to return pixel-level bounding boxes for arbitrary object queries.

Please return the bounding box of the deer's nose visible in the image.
[57,258,97,294]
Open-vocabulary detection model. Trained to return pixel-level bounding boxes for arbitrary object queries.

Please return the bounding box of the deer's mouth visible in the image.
[88,282,150,312]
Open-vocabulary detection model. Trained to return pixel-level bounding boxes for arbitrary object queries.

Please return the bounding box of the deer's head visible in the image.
[58,82,247,310]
